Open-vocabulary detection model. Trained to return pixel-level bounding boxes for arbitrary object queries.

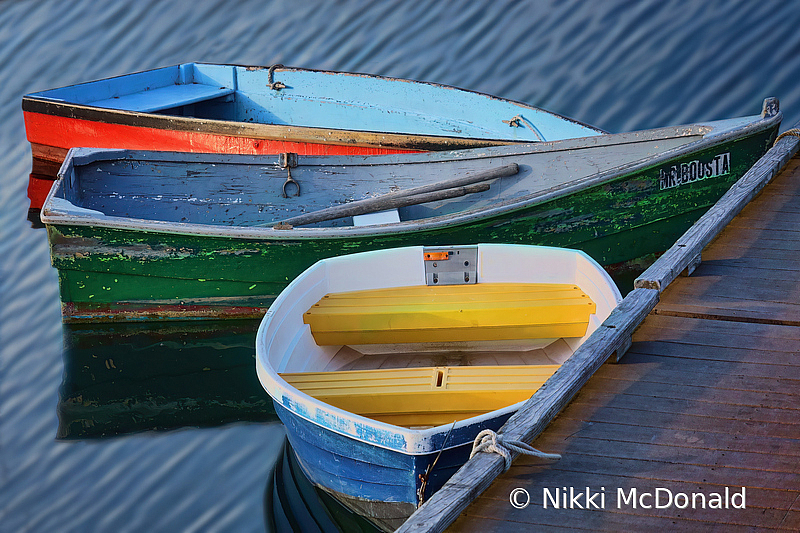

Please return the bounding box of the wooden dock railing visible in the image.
[396,122,800,533]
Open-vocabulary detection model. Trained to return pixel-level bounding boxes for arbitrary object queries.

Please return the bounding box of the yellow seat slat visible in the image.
[321,283,578,298]
[310,324,589,345]
[281,364,560,427]
[304,283,596,345]
[318,283,584,306]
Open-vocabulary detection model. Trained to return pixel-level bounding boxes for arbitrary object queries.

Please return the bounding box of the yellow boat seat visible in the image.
[303,283,596,346]
[280,364,560,427]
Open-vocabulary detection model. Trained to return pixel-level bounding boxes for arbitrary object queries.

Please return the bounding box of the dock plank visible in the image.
[700,245,800,264]
[528,432,800,476]
[457,508,794,533]
[559,398,799,437]
[585,357,800,395]
[780,512,800,531]
[619,349,800,380]
[653,295,800,326]
[705,229,800,250]
[540,419,800,459]
[577,376,800,411]
[636,313,800,341]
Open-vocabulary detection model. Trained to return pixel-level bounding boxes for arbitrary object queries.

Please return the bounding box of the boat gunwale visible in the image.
[40,109,781,240]
[22,98,522,151]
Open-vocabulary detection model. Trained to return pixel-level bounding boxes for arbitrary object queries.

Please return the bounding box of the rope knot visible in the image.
[500,114,545,141]
[469,429,561,471]
[774,128,800,146]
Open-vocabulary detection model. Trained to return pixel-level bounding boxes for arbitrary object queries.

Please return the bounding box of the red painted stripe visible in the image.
[27,174,55,209]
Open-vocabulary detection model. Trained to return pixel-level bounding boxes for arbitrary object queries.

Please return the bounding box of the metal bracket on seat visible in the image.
[423,246,478,285]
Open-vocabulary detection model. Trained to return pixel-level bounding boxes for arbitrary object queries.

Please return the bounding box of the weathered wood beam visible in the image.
[635,125,800,292]
[396,287,660,533]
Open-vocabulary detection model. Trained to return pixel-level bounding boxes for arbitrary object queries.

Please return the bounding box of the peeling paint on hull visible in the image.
[273,401,505,531]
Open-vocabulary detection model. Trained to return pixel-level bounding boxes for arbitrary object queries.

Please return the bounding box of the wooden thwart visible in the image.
[281,364,560,427]
[88,84,235,113]
[303,283,596,345]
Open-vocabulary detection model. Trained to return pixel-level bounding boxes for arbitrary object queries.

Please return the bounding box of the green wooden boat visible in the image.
[41,98,781,322]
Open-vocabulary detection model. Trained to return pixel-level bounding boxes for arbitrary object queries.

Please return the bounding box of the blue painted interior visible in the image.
[28,63,604,142]
[30,66,184,106]
[57,149,532,228]
[53,126,703,230]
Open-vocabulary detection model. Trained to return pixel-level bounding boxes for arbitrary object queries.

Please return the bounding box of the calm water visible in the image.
[3,1,800,531]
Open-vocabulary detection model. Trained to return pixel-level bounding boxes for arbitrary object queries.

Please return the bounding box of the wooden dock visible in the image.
[398,128,800,532]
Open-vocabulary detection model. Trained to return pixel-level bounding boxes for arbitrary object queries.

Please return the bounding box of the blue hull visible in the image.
[273,402,514,509]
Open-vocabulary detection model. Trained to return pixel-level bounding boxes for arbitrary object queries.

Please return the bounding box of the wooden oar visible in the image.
[378,163,518,199]
[273,183,491,228]
[267,163,519,229]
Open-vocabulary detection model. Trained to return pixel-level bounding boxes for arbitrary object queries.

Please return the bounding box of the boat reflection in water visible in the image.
[59,320,372,532]
[265,437,379,533]
[58,319,276,439]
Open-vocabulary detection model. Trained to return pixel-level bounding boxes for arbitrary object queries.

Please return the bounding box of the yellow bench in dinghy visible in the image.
[302,282,596,345]
[282,282,597,427]
[281,364,562,427]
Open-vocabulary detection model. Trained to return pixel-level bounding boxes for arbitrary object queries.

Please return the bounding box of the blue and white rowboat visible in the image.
[255,244,621,530]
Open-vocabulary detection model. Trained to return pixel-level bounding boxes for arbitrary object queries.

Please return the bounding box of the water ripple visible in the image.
[3,0,800,531]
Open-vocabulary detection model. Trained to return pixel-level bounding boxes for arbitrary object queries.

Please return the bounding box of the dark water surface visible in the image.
[3,1,800,531]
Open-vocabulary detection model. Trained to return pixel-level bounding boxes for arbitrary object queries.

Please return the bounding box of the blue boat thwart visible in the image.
[255,244,621,530]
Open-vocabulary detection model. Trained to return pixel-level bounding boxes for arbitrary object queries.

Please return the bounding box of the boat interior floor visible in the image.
[322,338,574,372]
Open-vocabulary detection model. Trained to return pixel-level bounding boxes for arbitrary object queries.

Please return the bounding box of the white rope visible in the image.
[469,429,561,471]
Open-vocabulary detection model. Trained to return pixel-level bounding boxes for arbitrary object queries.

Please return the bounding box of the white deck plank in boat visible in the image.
[329,342,572,373]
